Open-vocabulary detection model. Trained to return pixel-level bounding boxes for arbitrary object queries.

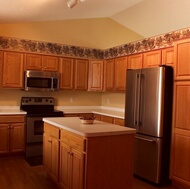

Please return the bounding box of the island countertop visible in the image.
[43,117,136,137]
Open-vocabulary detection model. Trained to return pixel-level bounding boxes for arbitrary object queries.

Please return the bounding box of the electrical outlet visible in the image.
[107,98,110,104]
[70,97,73,103]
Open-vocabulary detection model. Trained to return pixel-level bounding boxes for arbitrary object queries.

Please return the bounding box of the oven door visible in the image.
[26,117,44,143]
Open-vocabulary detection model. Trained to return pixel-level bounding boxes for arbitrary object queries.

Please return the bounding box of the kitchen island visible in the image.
[43,117,136,189]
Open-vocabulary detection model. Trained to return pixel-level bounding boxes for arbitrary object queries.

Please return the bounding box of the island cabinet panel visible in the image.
[0,115,25,155]
[174,39,190,80]
[59,57,74,89]
[2,51,24,88]
[43,123,59,183]
[85,134,134,189]
[88,60,104,91]
[143,50,162,68]
[43,120,135,189]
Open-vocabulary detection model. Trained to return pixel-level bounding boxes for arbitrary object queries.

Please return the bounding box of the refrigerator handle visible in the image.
[135,136,155,143]
[134,73,141,126]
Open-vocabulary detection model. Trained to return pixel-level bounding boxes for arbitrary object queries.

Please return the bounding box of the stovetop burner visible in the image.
[20,97,64,117]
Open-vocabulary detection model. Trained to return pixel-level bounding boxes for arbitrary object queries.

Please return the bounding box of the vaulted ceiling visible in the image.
[1,0,190,38]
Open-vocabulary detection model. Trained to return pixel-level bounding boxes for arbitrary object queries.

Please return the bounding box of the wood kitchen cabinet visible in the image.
[43,123,59,183]
[170,81,190,189]
[162,47,174,67]
[104,56,127,92]
[143,49,162,68]
[59,57,74,89]
[94,114,125,126]
[104,58,115,91]
[2,51,24,88]
[127,53,143,69]
[25,53,59,71]
[0,115,25,154]
[74,59,89,90]
[174,39,190,80]
[59,129,85,189]
[43,120,134,189]
[88,60,104,91]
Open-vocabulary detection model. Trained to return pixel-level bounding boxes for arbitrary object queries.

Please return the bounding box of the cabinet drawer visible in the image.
[44,123,59,138]
[0,115,25,123]
[60,129,86,152]
[113,118,125,126]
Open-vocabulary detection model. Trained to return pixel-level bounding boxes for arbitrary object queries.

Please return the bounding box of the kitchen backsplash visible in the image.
[1,26,190,59]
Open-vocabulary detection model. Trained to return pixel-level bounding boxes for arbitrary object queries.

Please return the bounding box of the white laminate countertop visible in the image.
[0,107,26,115]
[57,106,125,119]
[43,117,135,137]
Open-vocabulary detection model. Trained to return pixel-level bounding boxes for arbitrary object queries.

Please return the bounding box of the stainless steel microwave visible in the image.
[24,70,59,91]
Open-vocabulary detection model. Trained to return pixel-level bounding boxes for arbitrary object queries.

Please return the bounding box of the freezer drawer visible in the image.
[134,134,162,184]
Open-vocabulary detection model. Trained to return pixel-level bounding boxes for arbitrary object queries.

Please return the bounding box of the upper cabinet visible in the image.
[104,59,115,91]
[60,58,88,90]
[59,58,74,89]
[114,57,128,91]
[174,39,190,80]
[162,47,174,67]
[143,50,162,68]
[1,51,24,88]
[104,57,127,92]
[88,60,104,91]
[127,54,143,69]
[74,59,89,90]
[25,53,59,72]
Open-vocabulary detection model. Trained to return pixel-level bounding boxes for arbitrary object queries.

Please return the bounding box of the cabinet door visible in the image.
[42,55,59,71]
[127,54,143,69]
[162,47,174,67]
[101,115,113,124]
[0,51,3,87]
[43,133,59,182]
[104,59,115,91]
[59,142,84,189]
[114,56,127,91]
[71,148,84,189]
[113,118,125,126]
[25,53,42,70]
[174,39,190,80]
[143,50,161,68]
[60,58,74,89]
[88,60,104,91]
[171,81,190,188]
[74,59,88,90]
[10,123,25,153]
[0,124,9,154]
[2,51,24,88]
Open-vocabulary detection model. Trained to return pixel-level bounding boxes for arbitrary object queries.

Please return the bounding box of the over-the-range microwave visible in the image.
[24,70,59,91]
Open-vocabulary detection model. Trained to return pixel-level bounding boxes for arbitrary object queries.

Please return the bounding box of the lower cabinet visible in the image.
[59,133,85,189]
[0,115,25,154]
[94,114,125,126]
[43,122,134,189]
[43,124,59,183]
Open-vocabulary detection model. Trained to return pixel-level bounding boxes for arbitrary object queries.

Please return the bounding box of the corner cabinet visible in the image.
[2,51,24,88]
[0,115,25,154]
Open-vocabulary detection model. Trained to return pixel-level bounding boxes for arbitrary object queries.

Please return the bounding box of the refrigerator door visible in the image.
[134,134,162,184]
[125,69,142,132]
[139,67,165,137]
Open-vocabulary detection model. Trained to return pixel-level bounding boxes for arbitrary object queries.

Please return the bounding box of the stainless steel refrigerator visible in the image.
[125,66,173,185]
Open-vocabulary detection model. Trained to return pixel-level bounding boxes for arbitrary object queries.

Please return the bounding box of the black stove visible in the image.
[20,97,63,117]
[20,97,63,157]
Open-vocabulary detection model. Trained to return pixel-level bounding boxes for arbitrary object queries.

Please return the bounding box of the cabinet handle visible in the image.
[48,140,52,143]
